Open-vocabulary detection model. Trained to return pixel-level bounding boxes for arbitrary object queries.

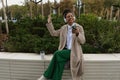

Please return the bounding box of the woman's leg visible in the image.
[44,50,70,80]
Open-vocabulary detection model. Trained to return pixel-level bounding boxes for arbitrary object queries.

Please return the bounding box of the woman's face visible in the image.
[65,13,75,25]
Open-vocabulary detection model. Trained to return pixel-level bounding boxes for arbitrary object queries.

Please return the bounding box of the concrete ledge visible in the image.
[0,52,120,80]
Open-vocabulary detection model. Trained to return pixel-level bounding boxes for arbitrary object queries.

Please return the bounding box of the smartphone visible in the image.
[72,25,76,30]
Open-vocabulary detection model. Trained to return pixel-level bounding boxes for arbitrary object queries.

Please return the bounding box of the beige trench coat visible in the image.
[46,22,85,80]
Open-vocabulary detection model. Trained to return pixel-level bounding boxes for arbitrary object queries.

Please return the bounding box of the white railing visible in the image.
[0,52,120,80]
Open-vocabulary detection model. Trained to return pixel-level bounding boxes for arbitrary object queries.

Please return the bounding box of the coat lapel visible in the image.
[58,25,68,50]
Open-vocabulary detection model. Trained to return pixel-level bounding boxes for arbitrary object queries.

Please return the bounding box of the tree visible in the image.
[60,0,74,15]
[43,0,51,16]
[24,0,33,19]
[9,5,28,19]
[30,0,42,17]
[1,0,9,34]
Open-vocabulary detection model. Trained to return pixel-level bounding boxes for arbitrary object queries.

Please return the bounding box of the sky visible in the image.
[0,0,60,9]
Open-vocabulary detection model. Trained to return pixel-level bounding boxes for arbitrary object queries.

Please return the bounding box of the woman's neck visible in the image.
[68,23,73,26]
[68,22,75,26]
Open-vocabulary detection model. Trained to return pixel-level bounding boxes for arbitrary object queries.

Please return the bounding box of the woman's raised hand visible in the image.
[47,14,52,23]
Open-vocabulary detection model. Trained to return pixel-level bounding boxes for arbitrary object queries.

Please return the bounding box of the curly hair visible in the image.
[63,9,72,18]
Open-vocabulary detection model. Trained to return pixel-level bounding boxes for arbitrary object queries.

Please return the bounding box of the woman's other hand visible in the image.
[72,27,79,36]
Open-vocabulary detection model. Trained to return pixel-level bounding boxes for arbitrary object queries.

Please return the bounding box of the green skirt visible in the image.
[44,49,71,80]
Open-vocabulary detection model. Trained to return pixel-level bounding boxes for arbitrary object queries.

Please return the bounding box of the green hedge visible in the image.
[78,14,120,53]
[2,14,120,54]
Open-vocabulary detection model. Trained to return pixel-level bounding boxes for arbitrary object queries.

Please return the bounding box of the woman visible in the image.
[38,9,85,80]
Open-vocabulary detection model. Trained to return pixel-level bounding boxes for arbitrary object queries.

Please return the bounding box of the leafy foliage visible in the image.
[77,14,120,53]
[2,14,120,54]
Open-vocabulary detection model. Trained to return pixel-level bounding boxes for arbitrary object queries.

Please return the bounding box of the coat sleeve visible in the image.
[46,22,61,37]
[76,25,86,44]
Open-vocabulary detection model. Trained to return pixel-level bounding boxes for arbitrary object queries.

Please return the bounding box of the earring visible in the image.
[73,17,76,21]
[64,18,67,23]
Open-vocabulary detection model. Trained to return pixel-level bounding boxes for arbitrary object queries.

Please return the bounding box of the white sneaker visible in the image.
[37,75,47,80]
